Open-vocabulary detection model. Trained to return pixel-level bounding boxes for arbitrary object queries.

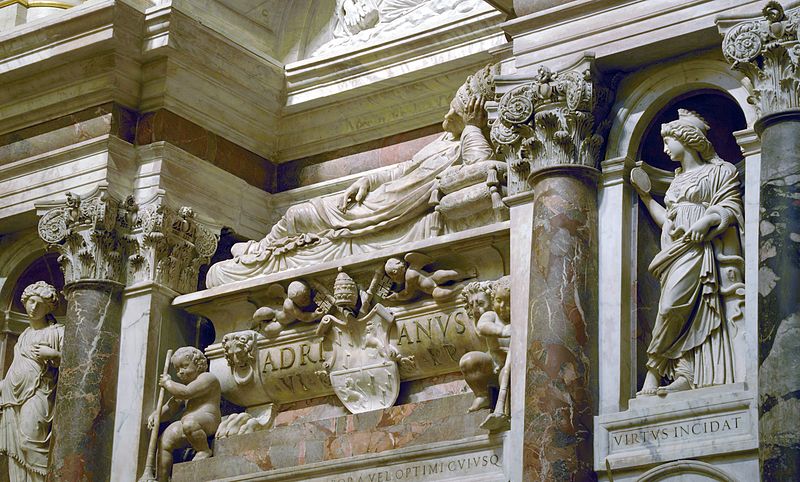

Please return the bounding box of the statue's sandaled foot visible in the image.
[480,413,510,431]
[656,376,691,396]
[636,370,660,397]
[193,450,212,461]
[468,396,491,412]
[636,387,658,397]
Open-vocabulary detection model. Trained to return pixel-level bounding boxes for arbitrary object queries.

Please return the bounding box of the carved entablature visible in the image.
[721,1,800,117]
[491,57,616,194]
[37,186,217,292]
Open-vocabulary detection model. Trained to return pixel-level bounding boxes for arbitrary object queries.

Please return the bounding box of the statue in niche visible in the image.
[458,276,511,430]
[631,109,745,396]
[147,347,221,481]
[206,64,501,288]
[315,0,485,56]
[252,280,326,337]
[383,252,476,302]
[0,281,63,482]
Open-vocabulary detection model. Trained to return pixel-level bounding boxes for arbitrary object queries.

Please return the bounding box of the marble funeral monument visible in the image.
[0,0,796,481]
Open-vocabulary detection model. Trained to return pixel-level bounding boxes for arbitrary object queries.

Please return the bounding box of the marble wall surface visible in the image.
[0,1,795,481]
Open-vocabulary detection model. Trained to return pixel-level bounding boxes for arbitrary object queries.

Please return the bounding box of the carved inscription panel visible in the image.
[209,300,485,407]
[608,412,749,454]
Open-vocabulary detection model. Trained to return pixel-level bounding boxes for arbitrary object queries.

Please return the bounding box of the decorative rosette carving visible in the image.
[36,185,128,285]
[721,1,800,116]
[37,187,218,292]
[492,59,617,194]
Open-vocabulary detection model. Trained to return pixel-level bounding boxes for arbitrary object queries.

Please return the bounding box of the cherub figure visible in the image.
[476,276,511,430]
[253,280,326,337]
[383,252,475,302]
[458,276,511,430]
[147,347,221,481]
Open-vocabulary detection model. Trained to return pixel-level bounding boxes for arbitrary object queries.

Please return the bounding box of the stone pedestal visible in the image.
[49,279,123,481]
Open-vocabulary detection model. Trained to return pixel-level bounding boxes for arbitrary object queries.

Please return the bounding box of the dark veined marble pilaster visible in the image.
[721,3,800,478]
[493,55,614,481]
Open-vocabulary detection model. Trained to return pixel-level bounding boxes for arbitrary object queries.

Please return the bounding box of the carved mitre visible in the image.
[454,63,500,113]
[721,1,800,116]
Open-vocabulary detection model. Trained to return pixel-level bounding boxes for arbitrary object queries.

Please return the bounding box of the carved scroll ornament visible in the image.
[722,1,800,116]
[491,62,616,194]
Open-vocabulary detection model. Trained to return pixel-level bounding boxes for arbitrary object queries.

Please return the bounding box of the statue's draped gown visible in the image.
[646,159,744,387]
[207,126,492,287]
[0,323,63,481]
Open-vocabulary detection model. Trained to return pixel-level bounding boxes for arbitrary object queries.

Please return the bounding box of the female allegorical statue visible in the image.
[631,109,745,396]
[0,281,64,481]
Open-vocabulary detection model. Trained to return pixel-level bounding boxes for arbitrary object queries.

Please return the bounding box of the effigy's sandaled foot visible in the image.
[636,387,658,397]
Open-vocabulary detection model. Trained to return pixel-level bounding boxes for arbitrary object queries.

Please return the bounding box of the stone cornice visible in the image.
[0,0,509,164]
[506,0,762,73]
[720,1,800,117]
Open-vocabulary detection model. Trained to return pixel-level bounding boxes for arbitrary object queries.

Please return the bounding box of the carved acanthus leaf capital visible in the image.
[721,1,800,116]
[37,185,129,285]
[491,59,616,194]
[128,193,219,294]
[37,187,218,292]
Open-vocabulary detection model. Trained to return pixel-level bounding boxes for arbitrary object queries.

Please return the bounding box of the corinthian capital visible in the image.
[127,191,218,294]
[721,1,800,116]
[37,183,130,285]
[491,56,616,194]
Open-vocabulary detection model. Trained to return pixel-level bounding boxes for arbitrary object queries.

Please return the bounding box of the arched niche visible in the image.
[637,460,736,482]
[0,230,63,376]
[600,57,754,400]
[606,59,756,163]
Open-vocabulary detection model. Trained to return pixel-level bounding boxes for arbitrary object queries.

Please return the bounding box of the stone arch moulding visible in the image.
[0,229,48,310]
[636,459,737,482]
[605,59,756,162]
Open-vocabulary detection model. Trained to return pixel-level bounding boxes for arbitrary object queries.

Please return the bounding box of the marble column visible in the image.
[55,280,124,480]
[721,4,800,479]
[492,56,614,481]
[36,184,129,481]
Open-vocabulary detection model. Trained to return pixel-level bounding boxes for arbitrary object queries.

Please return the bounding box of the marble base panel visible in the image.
[594,384,758,476]
[172,393,500,481]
